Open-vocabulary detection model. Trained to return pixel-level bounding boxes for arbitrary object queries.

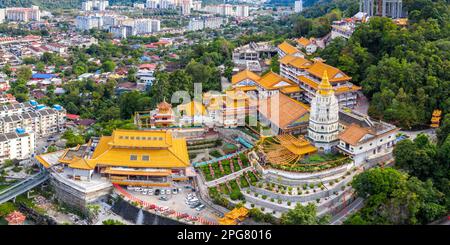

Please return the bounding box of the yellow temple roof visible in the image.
[39,130,190,170]
[277,134,317,156]
[280,55,312,69]
[318,71,334,96]
[307,61,351,82]
[296,37,311,47]
[258,71,297,90]
[231,69,261,84]
[278,41,301,55]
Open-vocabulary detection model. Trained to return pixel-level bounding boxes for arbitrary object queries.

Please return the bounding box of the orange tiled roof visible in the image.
[232,86,258,92]
[231,69,261,84]
[258,93,309,130]
[280,55,312,69]
[299,75,360,93]
[277,41,301,55]
[296,37,311,47]
[307,62,351,82]
[258,71,296,90]
[338,124,370,146]
[280,85,302,94]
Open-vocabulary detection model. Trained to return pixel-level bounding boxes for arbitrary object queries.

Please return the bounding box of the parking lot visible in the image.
[127,185,219,224]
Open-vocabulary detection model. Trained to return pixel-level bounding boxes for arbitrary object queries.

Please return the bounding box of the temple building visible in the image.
[336,109,398,166]
[153,99,176,127]
[258,93,310,135]
[307,71,340,152]
[279,55,361,108]
[304,72,399,165]
[231,69,302,100]
[35,129,192,209]
[277,41,305,58]
[36,129,192,187]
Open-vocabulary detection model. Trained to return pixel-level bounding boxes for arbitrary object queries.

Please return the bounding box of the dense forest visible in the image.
[318,0,449,129]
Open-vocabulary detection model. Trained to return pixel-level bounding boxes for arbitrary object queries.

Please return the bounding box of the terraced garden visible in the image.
[199,152,252,181]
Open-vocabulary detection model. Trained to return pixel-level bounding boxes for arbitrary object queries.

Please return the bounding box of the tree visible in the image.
[348,167,447,225]
[280,203,330,225]
[2,63,12,76]
[352,168,407,198]
[102,60,116,72]
[102,219,125,225]
[62,130,86,148]
[119,91,151,119]
[46,145,57,153]
[16,66,32,81]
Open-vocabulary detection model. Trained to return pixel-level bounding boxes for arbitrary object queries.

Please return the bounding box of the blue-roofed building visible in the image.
[53,105,63,111]
[36,104,46,110]
[31,73,56,80]
[140,56,151,62]
[16,128,26,134]
[29,100,38,106]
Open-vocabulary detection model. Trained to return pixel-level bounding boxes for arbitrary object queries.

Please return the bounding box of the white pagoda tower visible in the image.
[307,71,340,152]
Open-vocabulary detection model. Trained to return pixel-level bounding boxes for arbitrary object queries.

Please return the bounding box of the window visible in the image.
[125,136,129,139]
[131,136,135,140]
[159,137,163,141]
[119,136,123,139]
[136,136,140,140]
[130,155,137,161]
[142,155,149,161]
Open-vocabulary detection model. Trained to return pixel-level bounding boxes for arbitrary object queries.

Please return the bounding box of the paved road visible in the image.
[329,197,364,225]
[399,128,436,140]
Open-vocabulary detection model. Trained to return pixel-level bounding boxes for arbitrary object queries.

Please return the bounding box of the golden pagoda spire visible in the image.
[318,70,333,96]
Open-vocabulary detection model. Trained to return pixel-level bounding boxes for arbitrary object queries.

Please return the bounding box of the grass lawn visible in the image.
[219,183,230,195]
[208,187,219,199]
[222,160,232,175]
[247,171,258,183]
[229,180,240,192]
[240,176,249,188]
[239,153,250,167]
[212,163,224,178]
[232,158,241,171]
[200,165,213,181]
[209,149,223,158]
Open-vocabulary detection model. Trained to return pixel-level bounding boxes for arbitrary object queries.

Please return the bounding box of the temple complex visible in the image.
[35,129,193,209]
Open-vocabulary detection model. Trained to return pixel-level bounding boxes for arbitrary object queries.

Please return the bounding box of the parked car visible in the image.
[142,191,147,195]
[190,202,201,208]
[172,188,178,194]
[154,189,160,195]
[166,189,171,195]
[159,196,168,201]
[196,205,206,211]
[161,190,166,195]
[188,198,199,203]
